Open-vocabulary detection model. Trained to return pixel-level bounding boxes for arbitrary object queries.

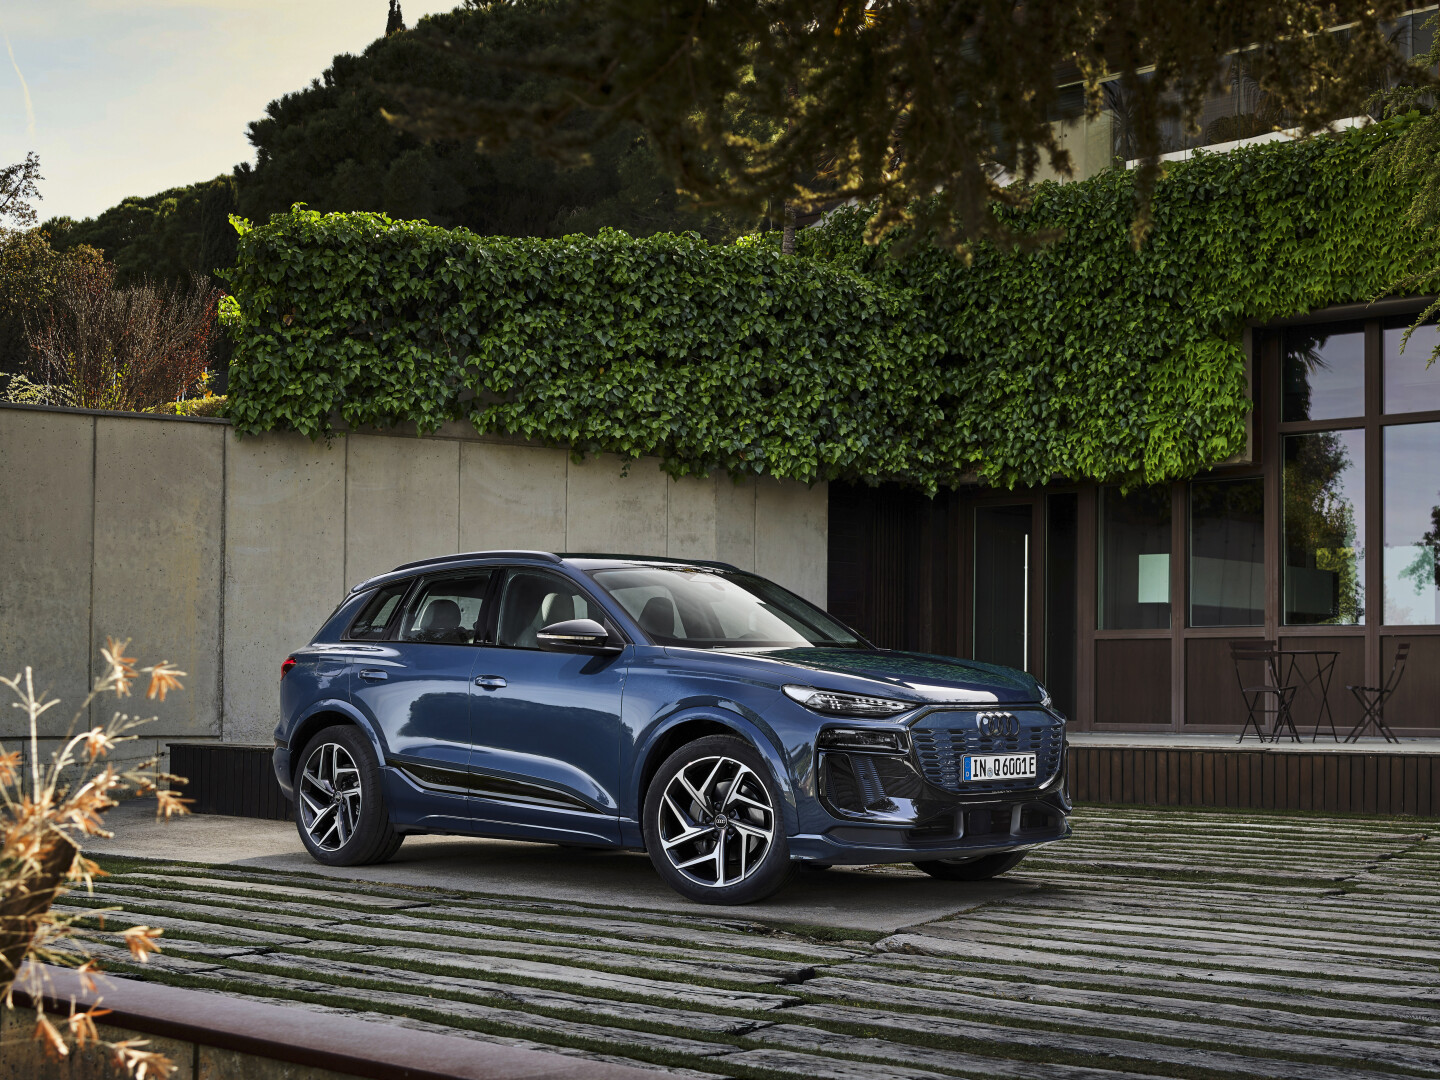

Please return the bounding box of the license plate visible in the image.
[963,753,1037,782]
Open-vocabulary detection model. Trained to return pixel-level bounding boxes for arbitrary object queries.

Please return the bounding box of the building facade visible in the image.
[829,299,1440,737]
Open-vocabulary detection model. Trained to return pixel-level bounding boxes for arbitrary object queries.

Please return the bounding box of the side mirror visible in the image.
[536,618,621,654]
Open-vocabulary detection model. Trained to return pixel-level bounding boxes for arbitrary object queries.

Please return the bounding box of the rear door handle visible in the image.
[358,669,389,681]
[474,675,507,689]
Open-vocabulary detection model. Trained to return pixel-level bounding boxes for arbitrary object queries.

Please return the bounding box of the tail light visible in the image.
[280,657,297,679]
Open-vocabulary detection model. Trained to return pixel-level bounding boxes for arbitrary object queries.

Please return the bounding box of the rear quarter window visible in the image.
[345,582,410,640]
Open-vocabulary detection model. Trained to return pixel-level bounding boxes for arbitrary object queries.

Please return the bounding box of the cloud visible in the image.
[4,34,35,139]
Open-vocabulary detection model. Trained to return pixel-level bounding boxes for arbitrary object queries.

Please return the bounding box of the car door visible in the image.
[348,569,496,819]
[467,567,628,844]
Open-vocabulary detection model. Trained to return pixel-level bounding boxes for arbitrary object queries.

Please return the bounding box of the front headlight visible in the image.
[783,684,914,717]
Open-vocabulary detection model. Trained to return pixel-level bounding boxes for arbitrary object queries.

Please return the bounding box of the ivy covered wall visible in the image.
[223,118,1425,492]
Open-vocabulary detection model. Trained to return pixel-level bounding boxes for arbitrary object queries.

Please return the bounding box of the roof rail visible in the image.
[389,550,562,572]
[560,553,741,572]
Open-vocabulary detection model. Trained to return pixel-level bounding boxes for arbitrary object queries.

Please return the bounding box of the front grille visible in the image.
[912,711,1063,794]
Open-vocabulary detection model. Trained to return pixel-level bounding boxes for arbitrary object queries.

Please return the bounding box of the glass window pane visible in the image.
[1382,319,1440,414]
[1383,422,1440,625]
[1098,486,1171,630]
[399,571,493,644]
[1045,494,1079,717]
[346,582,409,641]
[1283,325,1365,422]
[1283,431,1365,625]
[497,571,594,648]
[1189,478,1264,627]
[974,505,1033,670]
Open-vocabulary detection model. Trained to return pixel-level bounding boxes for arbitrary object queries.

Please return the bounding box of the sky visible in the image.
[1,0,464,223]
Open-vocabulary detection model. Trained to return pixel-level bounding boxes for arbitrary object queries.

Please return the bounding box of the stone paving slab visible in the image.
[74,804,1439,1080]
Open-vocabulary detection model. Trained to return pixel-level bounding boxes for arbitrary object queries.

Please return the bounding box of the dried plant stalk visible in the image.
[1,637,191,1077]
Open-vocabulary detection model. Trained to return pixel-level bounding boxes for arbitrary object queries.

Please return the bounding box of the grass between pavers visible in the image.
[73,904,1440,1079]
[65,885,876,965]
[76,808,1440,1079]
[88,854,889,946]
[60,903,821,992]
[95,952,1430,1080]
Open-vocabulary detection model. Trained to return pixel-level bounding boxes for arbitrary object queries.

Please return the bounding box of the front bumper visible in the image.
[790,786,1070,864]
[798,717,1071,863]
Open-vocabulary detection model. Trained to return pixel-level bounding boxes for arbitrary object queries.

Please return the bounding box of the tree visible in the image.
[237,0,736,240]
[0,228,104,380]
[41,175,239,289]
[27,267,220,412]
[379,0,1430,252]
[0,153,43,229]
[387,0,406,35]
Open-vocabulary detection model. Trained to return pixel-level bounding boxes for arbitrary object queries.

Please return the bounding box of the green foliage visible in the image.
[41,176,239,288]
[238,0,734,242]
[384,0,1427,253]
[224,122,1432,491]
[0,228,104,378]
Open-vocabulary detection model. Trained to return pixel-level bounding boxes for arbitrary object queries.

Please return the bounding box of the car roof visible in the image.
[348,551,740,595]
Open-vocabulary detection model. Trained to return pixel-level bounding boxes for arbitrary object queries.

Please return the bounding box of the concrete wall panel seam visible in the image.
[1,410,828,746]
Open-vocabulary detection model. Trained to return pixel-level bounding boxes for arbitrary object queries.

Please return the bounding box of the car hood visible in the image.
[662,646,1043,705]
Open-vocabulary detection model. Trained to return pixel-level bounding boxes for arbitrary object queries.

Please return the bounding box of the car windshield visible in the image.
[589,566,863,649]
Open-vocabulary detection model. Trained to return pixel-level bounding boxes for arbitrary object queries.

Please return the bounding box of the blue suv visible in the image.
[275,551,1070,904]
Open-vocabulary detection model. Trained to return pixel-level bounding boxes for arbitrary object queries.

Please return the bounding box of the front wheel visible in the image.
[643,735,793,905]
[294,725,402,866]
[913,851,1027,881]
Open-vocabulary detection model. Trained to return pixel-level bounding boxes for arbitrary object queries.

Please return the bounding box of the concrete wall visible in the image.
[0,405,827,750]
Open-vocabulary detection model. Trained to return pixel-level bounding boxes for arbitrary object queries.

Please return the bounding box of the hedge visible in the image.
[221,117,1426,491]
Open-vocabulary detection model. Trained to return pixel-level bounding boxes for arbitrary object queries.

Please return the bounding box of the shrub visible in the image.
[28,268,221,412]
[1,639,189,1076]
[220,120,1428,491]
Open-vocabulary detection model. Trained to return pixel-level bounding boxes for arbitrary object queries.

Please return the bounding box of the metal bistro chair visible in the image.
[1231,640,1299,743]
[1345,643,1409,744]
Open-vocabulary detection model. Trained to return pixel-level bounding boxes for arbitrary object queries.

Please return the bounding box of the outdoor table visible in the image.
[1277,649,1341,742]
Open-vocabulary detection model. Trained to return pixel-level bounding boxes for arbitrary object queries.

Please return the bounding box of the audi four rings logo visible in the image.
[977,711,1020,736]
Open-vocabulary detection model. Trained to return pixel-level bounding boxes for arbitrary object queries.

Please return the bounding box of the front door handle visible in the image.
[358,669,389,681]
[474,675,507,689]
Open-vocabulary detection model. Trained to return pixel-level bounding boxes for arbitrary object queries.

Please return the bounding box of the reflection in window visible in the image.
[1190,478,1264,627]
[1284,325,1365,422]
[1383,423,1440,625]
[1283,432,1364,625]
[1099,486,1171,630]
[1383,319,1440,415]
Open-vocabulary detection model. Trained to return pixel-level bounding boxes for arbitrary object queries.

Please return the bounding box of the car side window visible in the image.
[345,582,410,641]
[496,571,594,649]
[398,571,494,645]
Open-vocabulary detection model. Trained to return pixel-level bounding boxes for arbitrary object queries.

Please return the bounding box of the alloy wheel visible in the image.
[658,755,775,888]
[298,741,363,851]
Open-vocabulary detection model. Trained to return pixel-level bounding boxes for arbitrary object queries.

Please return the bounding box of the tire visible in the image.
[643,735,793,904]
[294,725,402,866]
[913,852,1027,881]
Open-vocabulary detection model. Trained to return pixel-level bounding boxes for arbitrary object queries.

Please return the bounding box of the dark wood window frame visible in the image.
[1077,300,1440,734]
[1259,300,1440,738]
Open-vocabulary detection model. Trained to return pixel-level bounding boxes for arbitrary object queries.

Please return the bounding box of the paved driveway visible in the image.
[71,805,1439,1080]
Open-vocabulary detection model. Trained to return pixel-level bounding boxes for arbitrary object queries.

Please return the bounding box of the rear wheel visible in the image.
[643,735,793,905]
[913,852,1027,881]
[294,725,402,866]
